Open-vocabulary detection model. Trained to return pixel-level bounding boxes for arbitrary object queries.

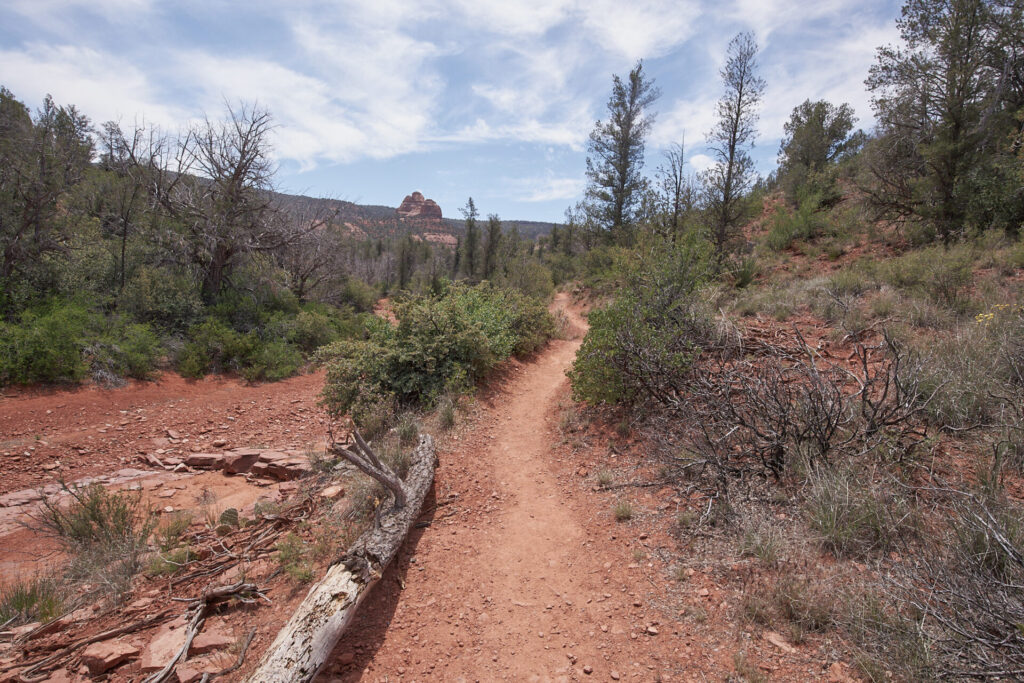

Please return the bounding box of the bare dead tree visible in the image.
[275,199,346,302]
[249,434,436,681]
[654,137,700,243]
[147,104,312,302]
[97,120,160,292]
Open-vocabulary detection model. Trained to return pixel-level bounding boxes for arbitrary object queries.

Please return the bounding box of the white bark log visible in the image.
[246,434,436,682]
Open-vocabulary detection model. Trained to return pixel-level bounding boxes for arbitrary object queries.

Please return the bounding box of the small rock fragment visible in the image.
[80,641,139,675]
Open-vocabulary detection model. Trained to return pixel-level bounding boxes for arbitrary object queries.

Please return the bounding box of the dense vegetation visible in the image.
[0,89,557,387]
[320,282,554,437]
[555,2,1024,679]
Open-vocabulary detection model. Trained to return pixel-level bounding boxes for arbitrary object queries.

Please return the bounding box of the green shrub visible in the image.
[241,340,303,382]
[37,484,154,553]
[87,322,163,384]
[114,323,163,378]
[0,303,93,384]
[569,241,714,405]
[765,194,827,251]
[396,413,420,447]
[276,532,313,583]
[176,317,254,378]
[738,522,784,565]
[881,245,975,307]
[0,576,64,626]
[119,267,202,332]
[146,546,195,576]
[339,277,378,313]
[319,283,553,429]
[438,394,457,430]
[280,309,340,354]
[36,483,156,601]
[804,468,913,559]
[155,511,193,551]
[614,499,634,522]
[730,255,758,288]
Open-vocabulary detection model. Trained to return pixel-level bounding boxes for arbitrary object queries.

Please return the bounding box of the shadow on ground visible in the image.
[315,482,437,681]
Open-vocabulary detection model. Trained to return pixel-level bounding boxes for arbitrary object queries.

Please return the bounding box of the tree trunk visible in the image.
[246,434,436,682]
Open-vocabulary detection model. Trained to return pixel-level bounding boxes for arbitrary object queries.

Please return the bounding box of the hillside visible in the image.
[272,190,557,243]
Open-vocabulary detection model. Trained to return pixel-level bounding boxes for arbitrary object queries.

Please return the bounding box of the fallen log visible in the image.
[246,433,436,682]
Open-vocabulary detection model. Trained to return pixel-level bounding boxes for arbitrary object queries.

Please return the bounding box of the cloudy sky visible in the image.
[0,0,902,222]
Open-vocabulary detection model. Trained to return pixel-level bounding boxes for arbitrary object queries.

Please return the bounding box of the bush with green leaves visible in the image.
[0,301,165,386]
[118,266,203,332]
[0,302,93,384]
[319,283,553,430]
[87,322,163,383]
[875,245,975,307]
[241,340,303,382]
[176,317,256,378]
[34,483,156,601]
[176,295,361,382]
[568,239,715,405]
[765,191,828,251]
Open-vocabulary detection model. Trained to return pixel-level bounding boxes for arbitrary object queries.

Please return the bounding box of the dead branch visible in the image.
[247,434,436,682]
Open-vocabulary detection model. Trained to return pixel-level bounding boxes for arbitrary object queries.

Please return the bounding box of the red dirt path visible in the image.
[318,294,737,682]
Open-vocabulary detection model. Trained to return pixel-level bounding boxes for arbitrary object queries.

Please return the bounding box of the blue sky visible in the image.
[0,0,902,222]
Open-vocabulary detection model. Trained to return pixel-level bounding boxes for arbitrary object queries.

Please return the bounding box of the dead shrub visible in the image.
[889,493,1024,679]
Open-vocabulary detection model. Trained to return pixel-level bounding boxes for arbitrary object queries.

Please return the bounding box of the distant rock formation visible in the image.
[396,191,442,220]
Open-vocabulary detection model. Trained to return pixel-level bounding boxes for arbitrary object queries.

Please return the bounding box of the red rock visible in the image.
[138,453,164,468]
[139,622,187,673]
[184,453,225,469]
[223,449,261,474]
[828,661,856,682]
[175,664,207,683]
[81,640,139,675]
[189,629,234,655]
[396,191,442,220]
[251,453,309,481]
[320,485,345,500]
[764,631,796,653]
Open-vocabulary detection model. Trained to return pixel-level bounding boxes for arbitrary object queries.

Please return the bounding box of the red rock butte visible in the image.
[396,191,442,220]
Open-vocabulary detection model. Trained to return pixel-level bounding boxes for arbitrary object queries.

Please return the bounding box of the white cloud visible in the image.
[447,0,574,37]
[688,153,715,172]
[512,174,585,202]
[0,0,905,197]
[577,0,703,60]
[650,90,719,150]
[0,43,182,127]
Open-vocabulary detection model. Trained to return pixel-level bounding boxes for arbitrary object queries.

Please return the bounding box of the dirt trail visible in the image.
[322,293,679,682]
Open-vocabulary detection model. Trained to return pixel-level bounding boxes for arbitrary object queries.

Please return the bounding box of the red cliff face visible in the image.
[396,191,442,220]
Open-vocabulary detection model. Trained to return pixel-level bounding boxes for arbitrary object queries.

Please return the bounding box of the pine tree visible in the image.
[460,197,479,280]
[483,214,502,279]
[702,32,765,255]
[584,61,661,247]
